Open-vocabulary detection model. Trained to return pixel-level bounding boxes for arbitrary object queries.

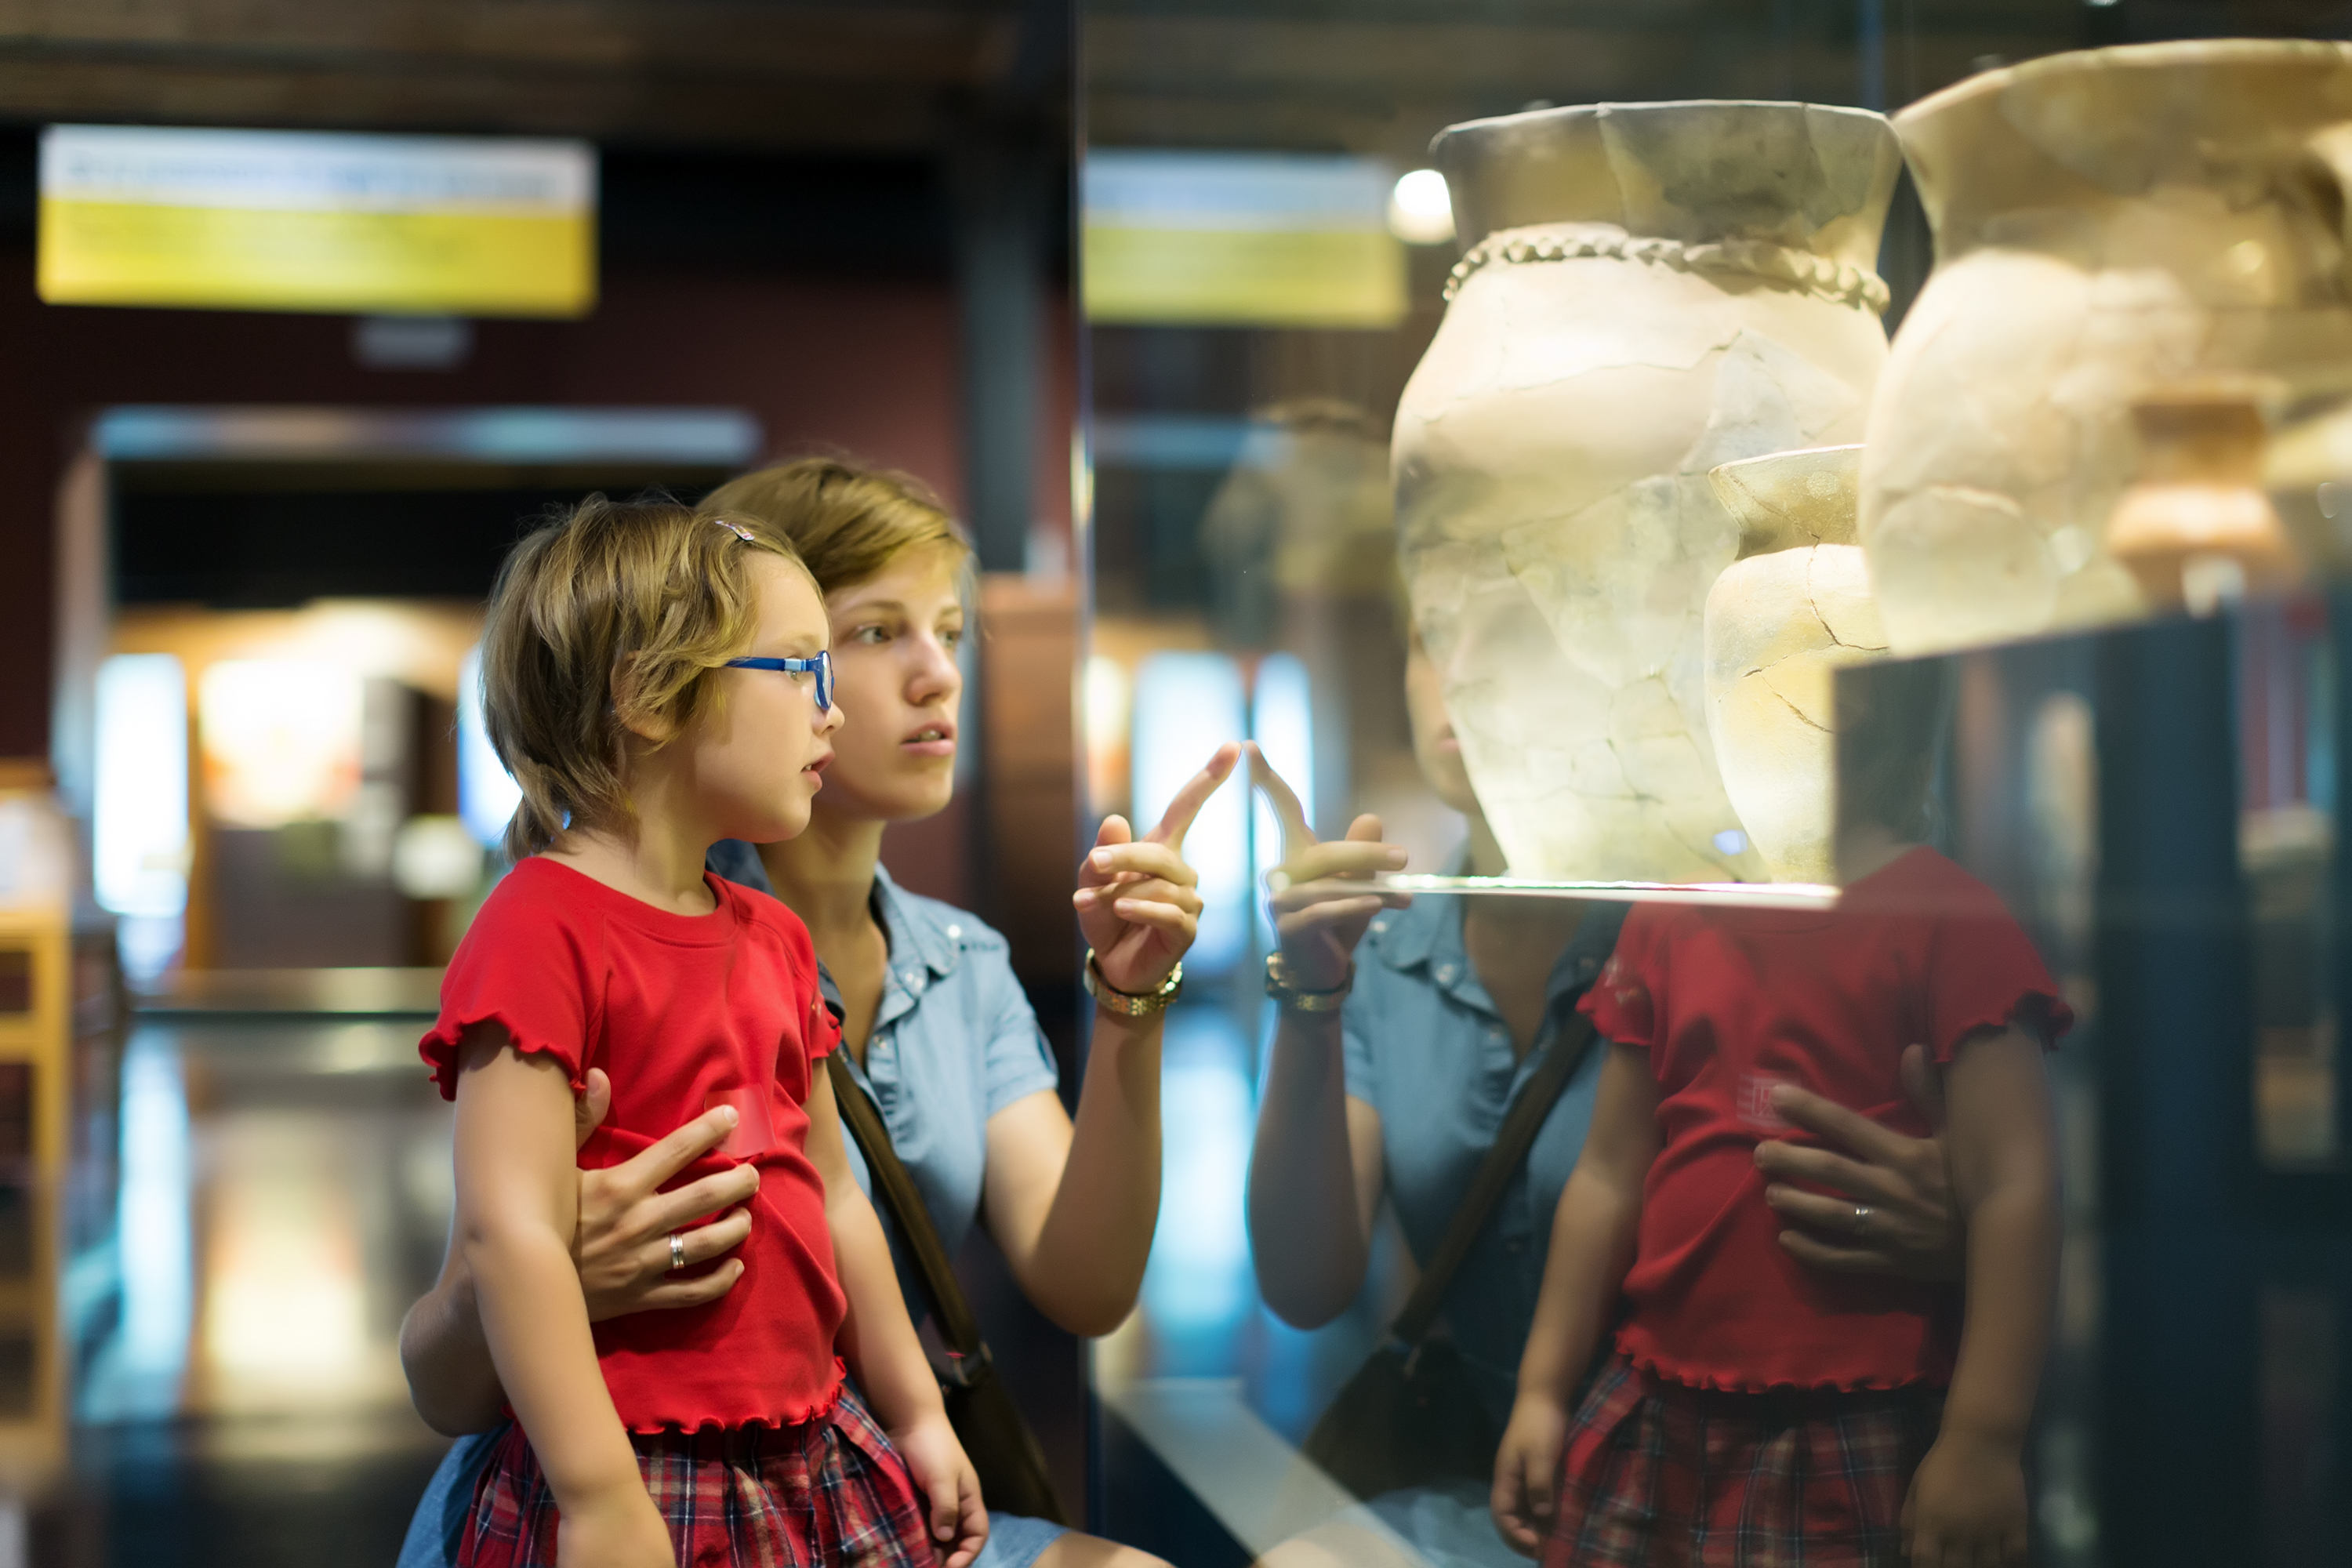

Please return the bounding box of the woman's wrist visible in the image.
[1083,949,1183,1015]
[1266,949,1352,1010]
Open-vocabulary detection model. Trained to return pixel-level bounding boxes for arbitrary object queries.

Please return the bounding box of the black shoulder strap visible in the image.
[827,1052,986,1356]
[1388,1011,1600,1348]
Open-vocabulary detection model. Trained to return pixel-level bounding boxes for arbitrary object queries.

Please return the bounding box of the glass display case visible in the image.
[1076,5,2352,1566]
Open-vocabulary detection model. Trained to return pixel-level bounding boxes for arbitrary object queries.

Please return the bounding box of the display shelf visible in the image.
[1377,873,1839,909]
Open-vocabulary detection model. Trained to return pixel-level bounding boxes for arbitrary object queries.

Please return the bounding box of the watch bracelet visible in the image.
[1265,951,1352,1011]
[1084,949,1182,1015]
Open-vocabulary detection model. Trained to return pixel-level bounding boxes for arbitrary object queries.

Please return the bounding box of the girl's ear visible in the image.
[609,655,677,746]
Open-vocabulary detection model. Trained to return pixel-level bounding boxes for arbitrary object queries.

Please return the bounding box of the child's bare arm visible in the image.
[1904,1025,2061,1568]
[454,1024,671,1568]
[804,1068,989,1568]
[1493,1043,1662,1556]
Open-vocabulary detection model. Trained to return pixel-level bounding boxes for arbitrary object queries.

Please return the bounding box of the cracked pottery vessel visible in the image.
[1862,39,2352,655]
[1703,445,1889,884]
[1393,100,1901,881]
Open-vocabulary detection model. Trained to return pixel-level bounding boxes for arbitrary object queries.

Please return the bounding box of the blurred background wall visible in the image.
[0,0,1083,968]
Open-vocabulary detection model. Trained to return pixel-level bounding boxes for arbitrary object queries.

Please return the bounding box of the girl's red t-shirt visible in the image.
[1579,847,2071,1393]
[419,856,847,1432]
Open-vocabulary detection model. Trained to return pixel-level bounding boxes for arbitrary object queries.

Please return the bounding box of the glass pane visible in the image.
[2238,597,2339,1169]
[1083,8,2352,1566]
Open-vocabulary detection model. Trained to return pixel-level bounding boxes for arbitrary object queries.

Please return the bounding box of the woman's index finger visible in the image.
[620,1105,740,1189]
[1766,1083,1910,1164]
[1144,741,1241,849]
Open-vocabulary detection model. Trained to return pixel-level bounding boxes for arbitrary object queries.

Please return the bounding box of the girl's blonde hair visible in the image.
[697,457,969,596]
[480,495,810,859]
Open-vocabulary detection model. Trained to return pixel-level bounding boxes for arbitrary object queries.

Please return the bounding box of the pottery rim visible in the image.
[1428,99,1901,270]
[1895,36,2352,130]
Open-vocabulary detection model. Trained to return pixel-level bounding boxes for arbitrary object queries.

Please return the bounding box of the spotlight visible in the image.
[1387,169,1454,245]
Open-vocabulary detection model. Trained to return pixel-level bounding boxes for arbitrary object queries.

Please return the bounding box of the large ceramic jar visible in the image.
[1393,100,1901,882]
[1861,39,2352,655]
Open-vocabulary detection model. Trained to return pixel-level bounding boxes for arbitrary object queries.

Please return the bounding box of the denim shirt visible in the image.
[1340,891,1628,1427]
[704,841,1064,1311]
[397,846,1065,1568]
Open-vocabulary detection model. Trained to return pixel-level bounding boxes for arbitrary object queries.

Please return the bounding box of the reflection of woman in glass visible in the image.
[1246,627,1966,1568]
[400,459,1228,1568]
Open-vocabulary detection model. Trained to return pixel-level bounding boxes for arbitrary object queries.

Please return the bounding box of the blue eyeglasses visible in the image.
[723,650,834,712]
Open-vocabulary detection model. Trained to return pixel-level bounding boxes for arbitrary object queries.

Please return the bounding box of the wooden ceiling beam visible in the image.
[0,2,1042,147]
[0,52,949,150]
[0,2,1011,80]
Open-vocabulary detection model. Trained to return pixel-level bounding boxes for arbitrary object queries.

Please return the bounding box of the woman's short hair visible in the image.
[479,494,808,859]
[698,457,969,596]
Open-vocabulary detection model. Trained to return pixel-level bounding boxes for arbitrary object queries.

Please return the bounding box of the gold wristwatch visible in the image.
[1265,951,1352,1012]
[1083,950,1184,1015]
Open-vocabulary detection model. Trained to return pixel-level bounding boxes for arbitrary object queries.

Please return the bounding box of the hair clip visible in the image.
[710,517,755,543]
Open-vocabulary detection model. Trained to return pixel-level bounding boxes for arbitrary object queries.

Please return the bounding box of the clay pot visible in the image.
[1861,40,2352,655]
[2105,382,2300,612]
[1703,445,1888,884]
[1394,100,1900,881]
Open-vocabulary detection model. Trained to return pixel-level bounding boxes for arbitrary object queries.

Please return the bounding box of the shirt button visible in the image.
[946,924,962,940]
[1436,964,1457,983]
[902,971,922,989]
[1371,919,1388,935]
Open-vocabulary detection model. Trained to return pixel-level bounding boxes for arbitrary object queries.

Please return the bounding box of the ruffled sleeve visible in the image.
[1580,907,1664,1051]
[804,980,842,1063]
[1922,884,2075,1063]
[418,865,597,1099]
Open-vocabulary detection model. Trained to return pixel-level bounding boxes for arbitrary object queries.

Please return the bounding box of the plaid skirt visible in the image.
[1542,1353,1943,1568]
[458,1385,938,1568]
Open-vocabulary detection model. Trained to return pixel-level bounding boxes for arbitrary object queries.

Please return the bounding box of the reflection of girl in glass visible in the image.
[401,463,1226,1568]
[1496,662,2069,1568]
[1248,628,1973,1568]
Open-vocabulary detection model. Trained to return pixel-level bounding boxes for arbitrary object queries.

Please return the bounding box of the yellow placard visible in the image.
[40,199,594,317]
[38,125,597,318]
[1083,224,1405,328]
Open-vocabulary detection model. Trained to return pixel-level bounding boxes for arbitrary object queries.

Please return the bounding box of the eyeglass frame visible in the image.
[721,650,834,713]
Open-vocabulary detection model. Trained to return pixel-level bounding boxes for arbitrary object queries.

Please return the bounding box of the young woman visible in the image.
[399,461,1222,1568]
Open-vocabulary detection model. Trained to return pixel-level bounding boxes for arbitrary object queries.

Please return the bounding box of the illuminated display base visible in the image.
[1380,873,1839,909]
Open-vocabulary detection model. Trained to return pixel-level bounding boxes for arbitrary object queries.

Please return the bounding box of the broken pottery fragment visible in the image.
[1393,100,1900,880]
[1704,445,1889,884]
[1862,39,2352,655]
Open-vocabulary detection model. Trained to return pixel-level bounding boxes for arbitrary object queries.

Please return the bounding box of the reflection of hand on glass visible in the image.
[1248,741,1410,990]
[1752,1044,1963,1283]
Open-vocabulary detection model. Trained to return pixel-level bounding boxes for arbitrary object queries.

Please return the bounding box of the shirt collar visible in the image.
[872,864,961,982]
[706,842,963,987]
[1363,848,1629,1010]
[1367,842,1472,977]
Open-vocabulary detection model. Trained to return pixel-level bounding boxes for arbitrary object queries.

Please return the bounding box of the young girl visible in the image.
[1493,662,2068,1568]
[420,498,987,1568]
